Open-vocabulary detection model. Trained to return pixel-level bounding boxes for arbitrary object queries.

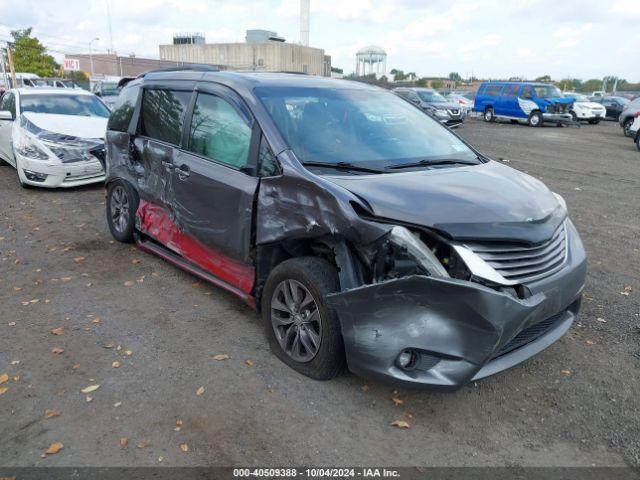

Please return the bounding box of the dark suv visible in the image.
[104,69,586,390]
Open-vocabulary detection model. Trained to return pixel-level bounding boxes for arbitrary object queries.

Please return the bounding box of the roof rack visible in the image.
[137,64,220,78]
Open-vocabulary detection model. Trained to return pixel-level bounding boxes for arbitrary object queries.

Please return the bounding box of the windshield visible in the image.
[534,85,563,98]
[98,82,120,96]
[20,94,110,117]
[567,93,589,102]
[417,90,447,103]
[255,86,478,168]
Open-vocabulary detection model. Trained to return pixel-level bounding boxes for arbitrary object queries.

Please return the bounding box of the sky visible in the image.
[0,0,638,81]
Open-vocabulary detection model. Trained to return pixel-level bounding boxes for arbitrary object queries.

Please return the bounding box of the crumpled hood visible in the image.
[324,161,566,244]
[21,112,107,140]
[543,97,574,106]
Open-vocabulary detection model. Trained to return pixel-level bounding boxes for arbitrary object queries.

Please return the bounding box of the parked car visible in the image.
[392,87,464,127]
[104,70,586,390]
[618,97,640,137]
[444,92,473,115]
[473,82,574,126]
[0,88,109,188]
[591,96,629,120]
[563,92,606,124]
[629,114,640,150]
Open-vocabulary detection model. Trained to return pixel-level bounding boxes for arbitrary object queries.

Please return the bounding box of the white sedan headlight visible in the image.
[13,128,50,160]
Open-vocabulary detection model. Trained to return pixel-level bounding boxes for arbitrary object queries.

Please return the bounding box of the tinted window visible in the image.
[417,90,447,103]
[256,87,478,167]
[0,92,15,118]
[20,94,110,117]
[187,93,251,169]
[484,85,503,97]
[141,89,191,145]
[107,85,139,132]
[503,85,520,97]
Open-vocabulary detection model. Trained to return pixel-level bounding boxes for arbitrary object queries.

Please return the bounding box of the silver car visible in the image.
[619,97,640,137]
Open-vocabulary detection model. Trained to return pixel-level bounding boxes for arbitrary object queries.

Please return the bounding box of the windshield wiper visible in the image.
[302,161,387,174]
[387,158,480,170]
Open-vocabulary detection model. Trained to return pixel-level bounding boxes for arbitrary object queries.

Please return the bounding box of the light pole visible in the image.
[89,37,99,77]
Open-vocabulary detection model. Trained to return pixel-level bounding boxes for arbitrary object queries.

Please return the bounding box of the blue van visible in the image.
[473,82,574,126]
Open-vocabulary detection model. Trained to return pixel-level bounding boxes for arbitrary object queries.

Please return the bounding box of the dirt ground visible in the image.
[0,118,638,467]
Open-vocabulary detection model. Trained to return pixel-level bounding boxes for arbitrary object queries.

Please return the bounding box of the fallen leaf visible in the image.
[44,409,62,419]
[391,397,404,406]
[86,395,93,402]
[52,347,65,354]
[196,386,205,396]
[131,258,141,264]
[0,373,8,384]
[11,360,19,365]
[8,322,16,326]
[91,317,101,324]
[120,437,128,447]
[61,277,72,282]
[0,387,8,395]
[124,350,133,357]
[361,385,369,392]
[112,361,121,368]
[561,369,572,376]
[81,384,100,394]
[586,340,596,345]
[137,441,150,449]
[158,456,164,463]
[74,256,85,263]
[391,420,410,429]
[12,375,20,382]
[245,359,255,367]
[29,299,39,304]
[45,442,64,455]
[103,343,115,349]
[72,364,80,370]
[621,285,632,296]
[596,317,607,323]
[124,281,134,287]
[113,402,122,408]
[180,443,189,452]
[211,354,230,361]
[176,419,183,426]
[51,327,65,335]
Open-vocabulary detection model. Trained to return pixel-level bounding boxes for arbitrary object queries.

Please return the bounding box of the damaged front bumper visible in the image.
[542,113,578,126]
[327,222,587,390]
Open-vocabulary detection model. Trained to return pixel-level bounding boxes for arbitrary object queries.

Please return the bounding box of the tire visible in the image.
[483,107,495,122]
[623,118,634,137]
[106,180,138,243]
[588,119,598,125]
[570,111,577,122]
[593,119,601,124]
[261,257,345,381]
[528,111,543,127]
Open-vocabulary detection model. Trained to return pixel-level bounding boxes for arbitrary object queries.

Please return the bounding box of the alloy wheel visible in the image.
[270,279,322,363]
[110,185,130,233]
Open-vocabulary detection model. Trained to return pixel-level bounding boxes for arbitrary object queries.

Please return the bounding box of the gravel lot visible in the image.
[0,118,638,467]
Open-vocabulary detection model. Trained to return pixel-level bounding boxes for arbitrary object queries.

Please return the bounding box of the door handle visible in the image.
[177,164,190,179]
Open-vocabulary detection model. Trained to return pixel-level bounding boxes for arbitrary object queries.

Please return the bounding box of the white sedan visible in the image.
[0,88,109,188]
[564,92,606,124]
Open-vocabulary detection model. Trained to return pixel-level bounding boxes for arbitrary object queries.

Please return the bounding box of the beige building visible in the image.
[63,53,198,78]
[159,42,331,77]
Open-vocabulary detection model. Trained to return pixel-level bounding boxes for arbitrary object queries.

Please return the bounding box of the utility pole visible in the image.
[6,46,17,89]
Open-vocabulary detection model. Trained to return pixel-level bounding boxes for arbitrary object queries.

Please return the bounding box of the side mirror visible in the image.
[95,91,102,97]
[0,110,13,121]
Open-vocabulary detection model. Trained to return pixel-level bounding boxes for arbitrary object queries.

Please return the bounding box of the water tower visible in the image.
[355,45,387,77]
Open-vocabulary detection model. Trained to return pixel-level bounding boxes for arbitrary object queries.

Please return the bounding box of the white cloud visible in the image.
[458,34,502,53]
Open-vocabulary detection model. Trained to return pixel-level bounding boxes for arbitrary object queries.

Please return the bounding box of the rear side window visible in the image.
[484,85,503,97]
[140,89,191,145]
[107,85,139,132]
[522,86,534,99]
[503,85,520,97]
[187,93,251,169]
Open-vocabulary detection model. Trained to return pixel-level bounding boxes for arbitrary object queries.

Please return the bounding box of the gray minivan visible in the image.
[104,69,586,390]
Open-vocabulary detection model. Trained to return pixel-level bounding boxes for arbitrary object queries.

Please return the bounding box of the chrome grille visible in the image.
[464,222,567,284]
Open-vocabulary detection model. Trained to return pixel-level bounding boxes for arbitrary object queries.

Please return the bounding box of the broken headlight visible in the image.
[373,226,450,281]
[14,129,50,160]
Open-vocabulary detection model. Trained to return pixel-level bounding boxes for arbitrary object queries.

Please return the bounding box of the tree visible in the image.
[430,79,444,89]
[390,69,406,81]
[415,78,429,87]
[448,72,462,82]
[581,79,603,93]
[535,75,552,83]
[557,78,582,92]
[8,28,58,76]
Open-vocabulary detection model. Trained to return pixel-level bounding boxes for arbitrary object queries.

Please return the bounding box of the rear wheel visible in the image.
[623,118,634,137]
[528,111,543,127]
[261,257,344,380]
[483,107,495,122]
[106,180,138,243]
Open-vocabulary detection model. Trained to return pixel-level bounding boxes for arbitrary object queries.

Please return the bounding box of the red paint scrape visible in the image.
[136,200,255,294]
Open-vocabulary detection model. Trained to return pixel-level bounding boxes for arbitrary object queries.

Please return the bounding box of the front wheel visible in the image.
[106,180,138,243]
[623,118,634,137]
[528,111,543,127]
[261,257,345,380]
